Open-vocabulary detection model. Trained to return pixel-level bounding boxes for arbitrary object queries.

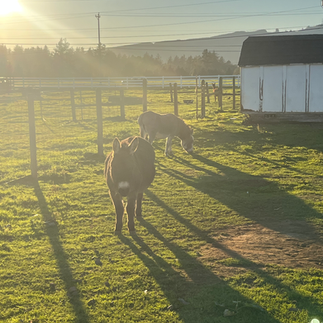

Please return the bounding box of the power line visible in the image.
[1,5,319,24]
[2,24,323,48]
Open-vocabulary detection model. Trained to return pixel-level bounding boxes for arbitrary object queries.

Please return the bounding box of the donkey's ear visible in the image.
[113,137,121,153]
[129,137,139,154]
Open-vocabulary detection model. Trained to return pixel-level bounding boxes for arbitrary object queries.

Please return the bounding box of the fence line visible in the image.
[11,79,240,180]
[3,75,240,90]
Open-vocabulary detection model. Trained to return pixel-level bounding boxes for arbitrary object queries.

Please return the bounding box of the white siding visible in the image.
[241,64,323,113]
[241,67,261,111]
[286,65,306,113]
[309,65,323,112]
[262,66,283,112]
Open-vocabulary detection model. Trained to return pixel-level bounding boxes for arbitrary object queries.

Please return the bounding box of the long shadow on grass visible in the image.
[261,123,323,154]
[145,188,323,321]
[33,181,90,323]
[119,227,278,323]
[192,121,323,176]
[165,153,323,235]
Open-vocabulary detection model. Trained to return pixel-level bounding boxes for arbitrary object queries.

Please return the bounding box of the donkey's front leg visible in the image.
[140,126,148,140]
[148,130,157,144]
[136,192,143,218]
[126,194,137,232]
[165,136,174,156]
[110,191,124,232]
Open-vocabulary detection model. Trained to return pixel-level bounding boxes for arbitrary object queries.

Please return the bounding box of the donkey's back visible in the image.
[138,111,193,156]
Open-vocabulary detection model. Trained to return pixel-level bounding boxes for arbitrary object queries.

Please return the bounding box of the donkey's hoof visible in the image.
[129,230,137,236]
[114,230,122,236]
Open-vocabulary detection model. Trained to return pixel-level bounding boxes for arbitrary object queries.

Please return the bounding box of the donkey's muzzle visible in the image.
[118,181,130,197]
[118,188,130,197]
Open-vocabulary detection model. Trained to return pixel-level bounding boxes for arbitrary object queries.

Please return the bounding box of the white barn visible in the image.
[238,34,323,122]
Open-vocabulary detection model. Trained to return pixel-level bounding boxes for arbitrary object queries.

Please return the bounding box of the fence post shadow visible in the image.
[33,180,90,323]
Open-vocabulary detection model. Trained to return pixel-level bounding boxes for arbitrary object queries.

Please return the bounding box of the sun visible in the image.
[0,0,23,16]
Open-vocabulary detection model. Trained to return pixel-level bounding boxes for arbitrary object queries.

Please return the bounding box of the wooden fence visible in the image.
[19,76,240,180]
[3,75,240,90]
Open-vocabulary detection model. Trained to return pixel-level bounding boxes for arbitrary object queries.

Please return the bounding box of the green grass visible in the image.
[0,88,323,322]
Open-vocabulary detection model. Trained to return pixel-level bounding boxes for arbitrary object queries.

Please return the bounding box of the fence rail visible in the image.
[3,75,240,90]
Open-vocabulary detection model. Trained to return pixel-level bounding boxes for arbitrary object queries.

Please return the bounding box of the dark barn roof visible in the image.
[238,34,323,67]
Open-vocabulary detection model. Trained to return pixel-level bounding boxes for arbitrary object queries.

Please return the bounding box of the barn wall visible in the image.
[309,65,323,113]
[285,65,307,113]
[241,64,323,113]
[262,66,283,112]
[241,67,260,111]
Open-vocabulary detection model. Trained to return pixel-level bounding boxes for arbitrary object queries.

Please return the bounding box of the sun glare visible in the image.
[0,0,23,16]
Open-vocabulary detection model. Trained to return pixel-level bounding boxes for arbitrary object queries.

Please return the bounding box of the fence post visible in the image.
[39,92,43,120]
[120,88,125,119]
[96,89,103,156]
[173,83,178,116]
[201,80,205,118]
[28,92,37,180]
[195,77,199,119]
[79,90,84,120]
[169,83,173,103]
[206,82,210,103]
[218,77,223,111]
[232,76,236,110]
[212,83,217,104]
[70,89,76,122]
[143,78,147,112]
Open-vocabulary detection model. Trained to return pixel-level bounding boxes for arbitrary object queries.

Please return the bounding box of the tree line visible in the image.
[0,38,239,77]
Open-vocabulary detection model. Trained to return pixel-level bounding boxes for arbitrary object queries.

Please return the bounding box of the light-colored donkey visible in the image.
[138,111,194,156]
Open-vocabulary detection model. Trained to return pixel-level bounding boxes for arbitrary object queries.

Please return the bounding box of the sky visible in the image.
[1,0,323,51]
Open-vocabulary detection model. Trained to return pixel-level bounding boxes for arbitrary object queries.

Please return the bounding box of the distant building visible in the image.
[238,34,323,122]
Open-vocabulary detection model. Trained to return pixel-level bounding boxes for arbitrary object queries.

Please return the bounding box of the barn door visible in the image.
[285,65,307,113]
[262,66,283,112]
[309,64,323,112]
[241,67,261,111]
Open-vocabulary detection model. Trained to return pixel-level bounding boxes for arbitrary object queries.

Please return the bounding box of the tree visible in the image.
[0,42,239,77]
[53,38,73,56]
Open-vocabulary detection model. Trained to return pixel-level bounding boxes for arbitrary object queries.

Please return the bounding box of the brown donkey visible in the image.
[104,136,155,232]
[138,111,194,156]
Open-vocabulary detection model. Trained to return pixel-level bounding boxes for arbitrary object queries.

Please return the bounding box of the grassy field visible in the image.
[1,88,323,323]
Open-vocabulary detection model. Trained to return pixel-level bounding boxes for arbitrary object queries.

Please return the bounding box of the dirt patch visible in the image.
[200,220,323,277]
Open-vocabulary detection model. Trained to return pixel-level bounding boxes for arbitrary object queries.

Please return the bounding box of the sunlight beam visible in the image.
[0,0,23,16]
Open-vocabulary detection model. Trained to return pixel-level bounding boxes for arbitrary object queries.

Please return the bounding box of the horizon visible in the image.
[1,0,323,53]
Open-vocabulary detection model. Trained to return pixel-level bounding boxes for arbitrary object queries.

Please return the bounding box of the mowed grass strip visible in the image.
[0,88,323,322]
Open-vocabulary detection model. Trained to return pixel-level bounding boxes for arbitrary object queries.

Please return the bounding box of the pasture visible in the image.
[1,88,323,323]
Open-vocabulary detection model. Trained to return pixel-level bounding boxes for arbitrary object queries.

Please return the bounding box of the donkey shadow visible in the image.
[137,186,323,322]
[119,219,280,323]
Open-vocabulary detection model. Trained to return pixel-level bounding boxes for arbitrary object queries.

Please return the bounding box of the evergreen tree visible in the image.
[2,39,238,77]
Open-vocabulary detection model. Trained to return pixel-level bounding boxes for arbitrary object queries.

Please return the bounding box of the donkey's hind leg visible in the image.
[165,136,174,156]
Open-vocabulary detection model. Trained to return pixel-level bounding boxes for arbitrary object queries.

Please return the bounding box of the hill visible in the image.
[110,25,323,65]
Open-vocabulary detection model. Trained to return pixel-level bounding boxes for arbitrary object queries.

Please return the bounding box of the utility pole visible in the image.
[95,12,102,75]
[95,12,101,52]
